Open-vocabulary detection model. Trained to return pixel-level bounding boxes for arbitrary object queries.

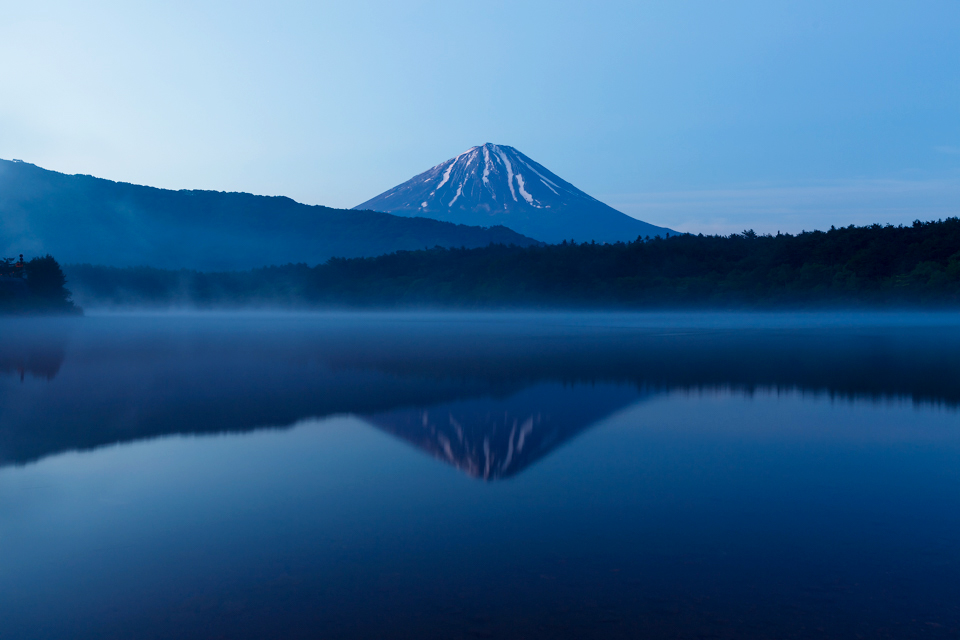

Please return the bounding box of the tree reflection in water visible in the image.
[1,313,959,474]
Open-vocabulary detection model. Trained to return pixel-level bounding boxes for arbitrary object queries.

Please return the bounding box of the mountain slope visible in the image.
[0,159,538,271]
[355,143,675,244]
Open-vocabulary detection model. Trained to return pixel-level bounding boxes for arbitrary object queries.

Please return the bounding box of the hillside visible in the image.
[0,159,538,271]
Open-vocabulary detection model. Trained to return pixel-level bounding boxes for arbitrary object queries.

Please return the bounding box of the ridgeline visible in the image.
[65,218,960,309]
[0,158,539,271]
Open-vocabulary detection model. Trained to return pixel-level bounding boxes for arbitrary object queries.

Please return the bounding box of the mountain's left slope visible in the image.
[0,159,538,271]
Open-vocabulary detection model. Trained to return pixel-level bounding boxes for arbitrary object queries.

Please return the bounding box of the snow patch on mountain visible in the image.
[494,147,518,202]
[515,173,535,206]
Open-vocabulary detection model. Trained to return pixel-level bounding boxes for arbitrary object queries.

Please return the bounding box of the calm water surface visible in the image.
[1,312,959,639]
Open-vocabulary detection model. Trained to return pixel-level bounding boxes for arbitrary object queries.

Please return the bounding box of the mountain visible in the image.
[363,383,643,481]
[0,159,538,271]
[354,143,675,244]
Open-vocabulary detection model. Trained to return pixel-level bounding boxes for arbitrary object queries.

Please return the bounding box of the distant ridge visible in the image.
[355,143,675,244]
[0,159,538,271]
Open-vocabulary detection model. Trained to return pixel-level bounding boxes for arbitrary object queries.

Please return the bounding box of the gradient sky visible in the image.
[2,0,958,234]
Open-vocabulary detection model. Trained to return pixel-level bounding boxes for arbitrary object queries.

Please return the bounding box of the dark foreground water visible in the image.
[1,312,959,639]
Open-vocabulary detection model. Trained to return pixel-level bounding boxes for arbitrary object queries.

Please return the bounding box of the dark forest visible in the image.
[64,218,960,308]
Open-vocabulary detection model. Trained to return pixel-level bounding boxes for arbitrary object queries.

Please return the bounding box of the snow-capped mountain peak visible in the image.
[392,143,594,212]
[355,143,674,244]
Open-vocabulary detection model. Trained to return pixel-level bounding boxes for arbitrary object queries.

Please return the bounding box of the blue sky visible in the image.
[2,0,958,234]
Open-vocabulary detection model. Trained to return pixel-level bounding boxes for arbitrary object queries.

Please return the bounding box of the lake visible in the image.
[1,312,959,639]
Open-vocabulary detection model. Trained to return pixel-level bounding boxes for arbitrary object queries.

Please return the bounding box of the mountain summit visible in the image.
[355,143,674,244]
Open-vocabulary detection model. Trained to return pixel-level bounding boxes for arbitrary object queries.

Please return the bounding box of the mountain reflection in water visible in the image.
[366,383,643,480]
[1,313,959,477]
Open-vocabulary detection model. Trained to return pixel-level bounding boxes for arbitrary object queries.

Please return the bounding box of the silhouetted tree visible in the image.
[25,255,77,312]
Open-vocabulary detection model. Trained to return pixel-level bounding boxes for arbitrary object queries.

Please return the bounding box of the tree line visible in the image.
[64,218,960,308]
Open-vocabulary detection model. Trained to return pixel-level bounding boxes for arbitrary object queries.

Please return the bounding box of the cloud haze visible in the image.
[607,175,960,235]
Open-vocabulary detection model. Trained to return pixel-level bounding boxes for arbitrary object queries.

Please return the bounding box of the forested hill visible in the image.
[66,218,960,308]
[0,159,538,271]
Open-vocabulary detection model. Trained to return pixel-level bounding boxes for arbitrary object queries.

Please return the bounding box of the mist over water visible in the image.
[1,312,959,638]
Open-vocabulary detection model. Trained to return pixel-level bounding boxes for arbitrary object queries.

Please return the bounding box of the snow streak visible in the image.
[449,150,478,207]
[515,173,536,206]
[433,148,474,195]
[519,158,561,195]
[495,146,518,202]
